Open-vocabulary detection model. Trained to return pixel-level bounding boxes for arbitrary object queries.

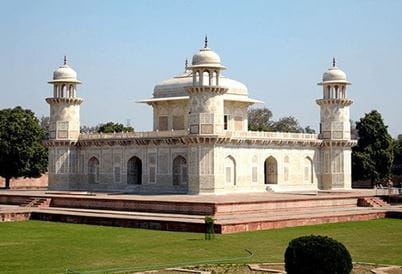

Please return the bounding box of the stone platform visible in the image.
[0,190,400,234]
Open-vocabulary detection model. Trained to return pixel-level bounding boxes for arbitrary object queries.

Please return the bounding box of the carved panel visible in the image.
[158,153,169,174]
[190,125,199,134]
[201,124,213,134]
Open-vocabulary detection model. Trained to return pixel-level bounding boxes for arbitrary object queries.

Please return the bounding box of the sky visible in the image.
[0,0,401,137]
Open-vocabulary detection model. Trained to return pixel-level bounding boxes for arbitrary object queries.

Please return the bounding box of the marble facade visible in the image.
[44,41,356,194]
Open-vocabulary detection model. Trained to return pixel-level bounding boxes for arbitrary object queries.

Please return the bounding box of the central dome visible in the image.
[154,71,248,98]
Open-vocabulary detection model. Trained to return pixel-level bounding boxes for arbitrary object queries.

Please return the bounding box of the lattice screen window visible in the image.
[172,116,184,130]
[158,116,168,131]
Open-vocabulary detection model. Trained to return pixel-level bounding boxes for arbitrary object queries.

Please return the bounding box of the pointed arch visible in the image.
[264,156,278,184]
[224,155,236,186]
[172,155,188,186]
[304,157,314,184]
[202,70,210,86]
[61,84,67,97]
[127,156,142,185]
[69,85,74,97]
[88,157,100,184]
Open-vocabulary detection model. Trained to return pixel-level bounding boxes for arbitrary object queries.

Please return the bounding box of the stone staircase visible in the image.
[20,197,51,208]
[358,197,390,207]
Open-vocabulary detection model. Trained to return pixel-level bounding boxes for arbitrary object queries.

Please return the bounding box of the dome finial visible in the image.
[204,35,208,48]
[185,58,188,70]
[64,55,67,65]
[332,57,336,67]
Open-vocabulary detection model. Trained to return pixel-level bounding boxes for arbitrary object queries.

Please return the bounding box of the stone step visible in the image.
[358,197,390,208]
[29,205,386,234]
[20,198,51,208]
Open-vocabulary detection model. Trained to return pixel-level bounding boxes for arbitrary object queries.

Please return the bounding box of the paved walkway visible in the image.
[0,189,377,203]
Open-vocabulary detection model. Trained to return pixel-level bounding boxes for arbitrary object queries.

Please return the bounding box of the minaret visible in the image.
[316,58,354,189]
[187,36,228,135]
[46,56,83,140]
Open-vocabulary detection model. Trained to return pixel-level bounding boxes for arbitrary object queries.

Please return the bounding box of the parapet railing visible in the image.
[224,131,319,140]
[79,130,188,140]
[79,130,319,141]
[375,186,402,196]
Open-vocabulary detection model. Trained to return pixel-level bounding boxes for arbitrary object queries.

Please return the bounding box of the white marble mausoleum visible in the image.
[44,39,356,194]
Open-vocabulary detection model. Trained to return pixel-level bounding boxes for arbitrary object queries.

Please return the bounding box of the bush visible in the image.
[204,216,215,240]
[284,235,353,274]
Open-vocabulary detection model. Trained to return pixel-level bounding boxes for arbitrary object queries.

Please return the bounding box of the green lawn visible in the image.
[0,219,401,273]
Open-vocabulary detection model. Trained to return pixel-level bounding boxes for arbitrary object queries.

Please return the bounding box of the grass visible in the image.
[0,219,401,273]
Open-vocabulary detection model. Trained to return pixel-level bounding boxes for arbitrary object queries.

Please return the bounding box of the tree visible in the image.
[40,116,50,140]
[272,116,304,133]
[248,107,273,131]
[248,108,314,133]
[0,107,48,189]
[350,119,358,139]
[304,126,316,134]
[97,122,134,133]
[392,137,402,176]
[352,110,394,185]
[80,125,98,133]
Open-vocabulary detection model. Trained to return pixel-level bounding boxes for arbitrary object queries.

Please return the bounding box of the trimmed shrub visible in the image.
[204,216,215,240]
[284,235,353,274]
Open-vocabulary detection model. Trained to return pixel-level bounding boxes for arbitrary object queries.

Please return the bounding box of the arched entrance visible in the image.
[172,155,188,186]
[224,156,236,186]
[88,157,100,184]
[264,156,278,184]
[127,156,142,185]
[304,157,314,183]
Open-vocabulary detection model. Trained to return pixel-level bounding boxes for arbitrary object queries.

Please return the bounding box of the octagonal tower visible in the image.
[187,36,228,135]
[317,58,354,190]
[46,56,83,140]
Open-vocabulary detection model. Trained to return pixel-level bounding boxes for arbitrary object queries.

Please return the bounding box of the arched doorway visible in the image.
[172,155,188,186]
[304,157,313,184]
[127,156,142,185]
[224,156,236,186]
[88,157,100,184]
[264,156,278,184]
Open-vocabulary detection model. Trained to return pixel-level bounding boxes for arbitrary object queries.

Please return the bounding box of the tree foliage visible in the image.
[40,116,50,140]
[0,107,48,188]
[247,108,273,131]
[352,110,394,183]
[393,137,402,176]
[284,235,353,274]
[80,125,98,133]
[271,116,304,133]
[97,122,134,133]
[248,108,310,133]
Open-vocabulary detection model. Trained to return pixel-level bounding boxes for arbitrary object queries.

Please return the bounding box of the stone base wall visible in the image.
[0,175,48,189]
[47,136,353,193]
